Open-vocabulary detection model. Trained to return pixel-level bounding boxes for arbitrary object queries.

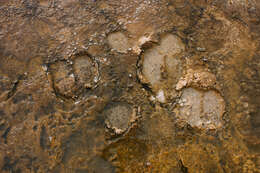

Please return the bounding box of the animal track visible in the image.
[176,88,225,129]
[108,32,130,53]
[104,102,137,135]
[139,34,185,88]
[73,54,99,89]
[49,54,99,99]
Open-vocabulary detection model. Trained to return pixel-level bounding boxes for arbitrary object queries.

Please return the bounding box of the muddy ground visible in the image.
[0,0,259,172]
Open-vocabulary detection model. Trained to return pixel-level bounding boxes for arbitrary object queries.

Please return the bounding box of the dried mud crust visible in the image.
[0,0,259,173]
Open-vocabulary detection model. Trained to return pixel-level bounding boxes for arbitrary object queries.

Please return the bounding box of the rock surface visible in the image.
[0,0,259,172]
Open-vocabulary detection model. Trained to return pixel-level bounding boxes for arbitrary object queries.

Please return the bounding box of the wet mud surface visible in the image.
[0,0,260,172]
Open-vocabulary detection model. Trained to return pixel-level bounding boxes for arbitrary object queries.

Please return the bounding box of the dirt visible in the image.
[0,0,260,172]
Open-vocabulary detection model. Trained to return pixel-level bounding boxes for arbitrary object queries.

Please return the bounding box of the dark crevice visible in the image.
[141,82,153,93]
[6,75,23,101]
[2,156,18,171]
[2,126,11,144]
[179,159,188,173]
[136,59,154,95]
[40,125,48,150]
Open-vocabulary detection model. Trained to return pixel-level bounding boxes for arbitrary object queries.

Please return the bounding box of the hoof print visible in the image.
[176,88,225,130]
[104,102,137,135]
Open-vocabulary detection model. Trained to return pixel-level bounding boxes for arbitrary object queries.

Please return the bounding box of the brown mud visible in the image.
[0,0,260,172]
